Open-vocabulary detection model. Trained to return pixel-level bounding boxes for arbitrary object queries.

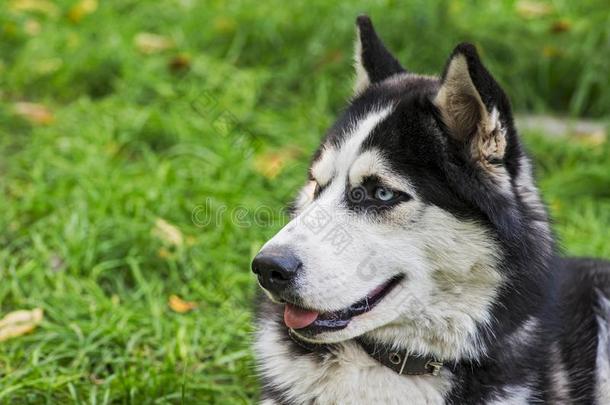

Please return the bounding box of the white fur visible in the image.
[353,27,370,95]
[548,342,572,404]
[255,318,452,404]
[487,385,532,405]
[506,317,538,348]
[310,147,337,187]
[348,148,413,192]
[595,293,610,403]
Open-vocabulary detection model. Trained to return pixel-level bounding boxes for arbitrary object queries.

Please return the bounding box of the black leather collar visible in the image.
[288,329,444,376]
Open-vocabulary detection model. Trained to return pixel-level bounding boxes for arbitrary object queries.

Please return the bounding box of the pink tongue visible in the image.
[284,303,319,329]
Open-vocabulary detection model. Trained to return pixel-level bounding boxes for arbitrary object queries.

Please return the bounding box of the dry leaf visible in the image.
[9,0,59,16]
[134,33,174,54]
[13,102,55,125]
[168,54,191,73]
[550,19,571,34]
[67,0,98,23]
[168,295,197,313]
[24,19,41,36]
[0,308,44,342]
[574,129,607,146]
[153,218,183,247]
[516,1,553,18]
[253,147,301,179]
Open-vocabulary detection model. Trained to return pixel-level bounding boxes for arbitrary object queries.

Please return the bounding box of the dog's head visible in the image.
[252,16,550,360]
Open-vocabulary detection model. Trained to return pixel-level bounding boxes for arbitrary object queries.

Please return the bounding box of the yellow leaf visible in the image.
[13,102,54,125]
[9,0,59,16]
[134,32,174,54]
[67,0,98,23]
[152,218,184,247]
[516,1,553,18]
[168,295,197,313]
[0,308,44,342]
[24,19,41,36]
[253,147,301,179]
[574,129,607,146]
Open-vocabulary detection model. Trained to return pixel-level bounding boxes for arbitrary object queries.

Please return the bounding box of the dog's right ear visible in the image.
[353,15,406,95]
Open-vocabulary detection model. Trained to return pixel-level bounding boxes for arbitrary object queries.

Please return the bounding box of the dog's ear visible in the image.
[353,15,405,95]
[434,43,510,164]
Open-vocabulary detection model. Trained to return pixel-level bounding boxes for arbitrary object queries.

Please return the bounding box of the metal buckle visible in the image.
[426,360,443,376]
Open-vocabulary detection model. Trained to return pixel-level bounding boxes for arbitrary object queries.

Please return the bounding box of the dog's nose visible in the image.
[251,247,302,295]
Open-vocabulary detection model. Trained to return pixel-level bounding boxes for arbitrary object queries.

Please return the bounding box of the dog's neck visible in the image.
[289,328,445,377]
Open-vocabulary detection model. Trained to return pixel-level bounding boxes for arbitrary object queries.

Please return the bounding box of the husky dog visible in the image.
[251,15,610,404]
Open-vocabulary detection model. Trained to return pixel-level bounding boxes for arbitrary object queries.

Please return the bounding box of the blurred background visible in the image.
[0,0,609,403]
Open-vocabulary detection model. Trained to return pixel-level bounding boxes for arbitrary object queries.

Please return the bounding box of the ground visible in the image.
[0,1,608,403]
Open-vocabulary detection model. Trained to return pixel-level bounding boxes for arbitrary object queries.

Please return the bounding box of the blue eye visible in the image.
[374,187,395,201]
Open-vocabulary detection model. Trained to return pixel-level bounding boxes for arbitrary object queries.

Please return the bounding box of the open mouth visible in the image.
[284,274,404,336]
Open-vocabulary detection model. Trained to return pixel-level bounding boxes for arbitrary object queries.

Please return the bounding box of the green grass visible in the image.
[0,0,608,403]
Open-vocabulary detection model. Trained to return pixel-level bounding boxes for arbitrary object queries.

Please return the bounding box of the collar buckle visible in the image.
[426,360,444,376]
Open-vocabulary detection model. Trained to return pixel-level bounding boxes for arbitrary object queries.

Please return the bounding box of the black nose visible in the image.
[251,247,302,295]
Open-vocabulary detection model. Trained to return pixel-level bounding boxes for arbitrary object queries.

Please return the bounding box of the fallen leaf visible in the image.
[13,102,55,125]
[574,129,607,146]
[168,295,197,313]
[253,147,302,179]
[516,1,553,18]
[0,308,44,342]
[168,54,191,73]
[24,19,41,36]
[550,19,571,34]
[134,32,174,54]
[67,0,98,23]
[153,218,184,247]
[9,0,59,16]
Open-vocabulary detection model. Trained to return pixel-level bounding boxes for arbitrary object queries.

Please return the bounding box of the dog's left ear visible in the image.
[353,15,406,95]
[434,43,510,164]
